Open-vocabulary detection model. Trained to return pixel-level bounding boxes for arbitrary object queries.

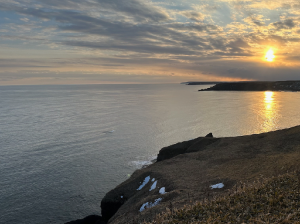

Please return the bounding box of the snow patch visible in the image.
[149,181,157,191]
[159,187,166,194]
[121,196,123,198]
[139,198,162,212]
[210,183,224,189]
[152,178,155,182]
[137,176,150,190]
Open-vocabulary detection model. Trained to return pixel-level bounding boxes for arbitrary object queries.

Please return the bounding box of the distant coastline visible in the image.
[198,81,300,91]
[181,81,221,85]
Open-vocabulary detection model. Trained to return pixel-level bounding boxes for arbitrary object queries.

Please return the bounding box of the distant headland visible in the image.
[181,81,221,85]
[198,81,300,91]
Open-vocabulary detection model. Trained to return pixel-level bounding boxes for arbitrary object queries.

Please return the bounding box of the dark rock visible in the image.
[157,135,218,161]
[205,133,213,138]
[156,137,203,162]
[64,215,105,224]
[101,198,125,222]
[186,137,219,153]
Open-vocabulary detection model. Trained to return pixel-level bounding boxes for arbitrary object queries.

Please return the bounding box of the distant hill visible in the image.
[181,81,221,85]
[199,81,300,91]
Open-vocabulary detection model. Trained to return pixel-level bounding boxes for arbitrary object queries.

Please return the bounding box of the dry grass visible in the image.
[143,172,300,223]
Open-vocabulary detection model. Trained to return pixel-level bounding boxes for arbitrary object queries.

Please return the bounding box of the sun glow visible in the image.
[265,48,275,62]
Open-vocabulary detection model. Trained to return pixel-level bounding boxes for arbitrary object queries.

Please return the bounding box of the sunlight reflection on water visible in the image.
[258,91,281,133]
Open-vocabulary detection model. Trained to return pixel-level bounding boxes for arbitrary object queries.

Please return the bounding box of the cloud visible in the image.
[97,0,171,22]
[272,19,296,30]
[181,11,205,22]
[34,0,171,23]
[227,38,251,53]
[20,17,29,22]
[0,2,221,56]
[243,15,265,26]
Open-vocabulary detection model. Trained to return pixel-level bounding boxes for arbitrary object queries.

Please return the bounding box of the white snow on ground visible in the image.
[139,198,162,212]
[152,178,155,182]
[159,187,166,194]
[121,196,123,198]
[149,181,157,191]
[210,183,224,189]
[137,176,151,190]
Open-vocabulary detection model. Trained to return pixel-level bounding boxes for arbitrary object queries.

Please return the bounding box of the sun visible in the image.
[265,48,275,62]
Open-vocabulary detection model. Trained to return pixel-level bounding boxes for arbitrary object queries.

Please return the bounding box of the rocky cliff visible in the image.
[100,126,300,223]
[66,125,300,224]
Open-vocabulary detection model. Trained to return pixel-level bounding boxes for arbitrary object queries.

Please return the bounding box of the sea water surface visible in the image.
[1,84,300,224]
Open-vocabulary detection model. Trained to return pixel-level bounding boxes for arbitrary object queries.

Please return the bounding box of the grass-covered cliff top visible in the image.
[103,126,300,224]
[145,172,300,223]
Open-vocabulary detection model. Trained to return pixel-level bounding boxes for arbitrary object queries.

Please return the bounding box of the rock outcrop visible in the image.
[157,133,217,162]
[205,133,213,137]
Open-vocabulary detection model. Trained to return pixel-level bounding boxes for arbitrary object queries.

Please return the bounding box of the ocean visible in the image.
[1,84,300,224]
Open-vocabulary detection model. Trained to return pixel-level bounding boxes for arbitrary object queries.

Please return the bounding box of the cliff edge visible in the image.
[100,125,300,223]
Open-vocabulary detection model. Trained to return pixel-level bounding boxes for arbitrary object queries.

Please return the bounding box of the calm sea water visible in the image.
[1,84,300,224]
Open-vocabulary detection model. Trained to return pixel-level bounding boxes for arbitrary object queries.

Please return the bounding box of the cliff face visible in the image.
[199,81,300,91]
[101,125,300,223]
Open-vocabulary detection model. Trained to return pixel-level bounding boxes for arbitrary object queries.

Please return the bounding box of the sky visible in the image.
[1,0,300,85]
